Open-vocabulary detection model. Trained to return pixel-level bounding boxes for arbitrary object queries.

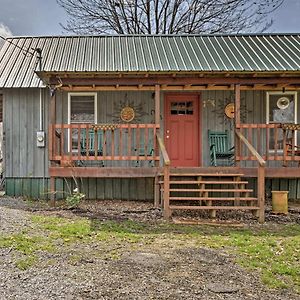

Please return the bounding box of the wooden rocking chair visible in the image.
[208,130,234,166]
[80,129,104,166]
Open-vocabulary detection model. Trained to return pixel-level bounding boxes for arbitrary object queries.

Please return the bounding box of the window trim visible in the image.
[67,92,98,125]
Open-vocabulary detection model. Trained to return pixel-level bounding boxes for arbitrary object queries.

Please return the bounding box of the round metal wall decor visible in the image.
[277,97,290,110]
[120,106,135,122]
[224,103,235,119]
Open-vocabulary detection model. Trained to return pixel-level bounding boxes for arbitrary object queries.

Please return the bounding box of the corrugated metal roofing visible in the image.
[0,34,300,88]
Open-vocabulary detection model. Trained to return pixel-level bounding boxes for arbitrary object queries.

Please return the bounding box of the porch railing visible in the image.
[235,129,265,223]
[236,123,300,165]
[49,123,160,165]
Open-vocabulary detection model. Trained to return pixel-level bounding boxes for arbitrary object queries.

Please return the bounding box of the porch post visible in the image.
[155,84,160,126]
[49,92,56,206]
[234,84,241,166]
[154,84,161,208]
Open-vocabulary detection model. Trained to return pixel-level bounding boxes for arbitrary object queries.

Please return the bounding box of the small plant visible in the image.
[65,187,85,208]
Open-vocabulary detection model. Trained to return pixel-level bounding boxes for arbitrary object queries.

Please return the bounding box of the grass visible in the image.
[1,213,299,293]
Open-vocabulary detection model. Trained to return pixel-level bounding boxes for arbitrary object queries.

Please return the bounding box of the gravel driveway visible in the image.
[0,197,299,300]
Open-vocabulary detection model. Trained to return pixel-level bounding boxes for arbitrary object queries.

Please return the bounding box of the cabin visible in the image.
[0,34,300,222]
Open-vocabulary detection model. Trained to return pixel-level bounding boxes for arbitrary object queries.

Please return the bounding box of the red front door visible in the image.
[165,94,200,167]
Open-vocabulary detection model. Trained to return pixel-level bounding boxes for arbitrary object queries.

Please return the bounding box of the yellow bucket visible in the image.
[271,191,289,214]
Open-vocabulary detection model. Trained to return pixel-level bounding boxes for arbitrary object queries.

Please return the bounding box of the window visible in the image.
[68,93,97,151]
[266,91,298,149]
[68,93,97,124]
[171,101,193,115]
[266,92,297,124]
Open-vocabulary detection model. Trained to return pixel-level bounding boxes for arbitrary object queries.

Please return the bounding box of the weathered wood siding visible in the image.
[3,88,49,178]
[5,177,154,200]
[3,88,300,199]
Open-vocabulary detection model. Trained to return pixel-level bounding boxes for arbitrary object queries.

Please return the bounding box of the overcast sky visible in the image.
[0,0,299,37]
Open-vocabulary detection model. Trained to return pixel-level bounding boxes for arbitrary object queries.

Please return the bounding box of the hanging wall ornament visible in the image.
[108,93,148,123]
[212,93,251,129]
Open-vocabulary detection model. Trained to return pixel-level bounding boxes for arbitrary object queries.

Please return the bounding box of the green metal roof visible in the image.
[0,34,300,88]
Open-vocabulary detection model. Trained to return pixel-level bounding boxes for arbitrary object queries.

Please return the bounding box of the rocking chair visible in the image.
[208,130,234,166]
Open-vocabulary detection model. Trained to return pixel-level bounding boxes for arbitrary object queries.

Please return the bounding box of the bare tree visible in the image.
[57,0,284,35]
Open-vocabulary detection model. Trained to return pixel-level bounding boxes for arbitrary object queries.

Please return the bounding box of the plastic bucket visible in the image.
[271,191,289,214]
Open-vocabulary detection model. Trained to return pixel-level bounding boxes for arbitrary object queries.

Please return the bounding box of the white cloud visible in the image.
[0,23,12,48]
[0,23,12,38]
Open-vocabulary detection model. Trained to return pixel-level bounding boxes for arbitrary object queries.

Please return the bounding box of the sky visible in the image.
[0,0,299,37]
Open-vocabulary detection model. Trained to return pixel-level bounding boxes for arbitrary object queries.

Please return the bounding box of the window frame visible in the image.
[68,92,98,124]
[266,91,297,125]
[67,92,98,151]
[266,91,298,148]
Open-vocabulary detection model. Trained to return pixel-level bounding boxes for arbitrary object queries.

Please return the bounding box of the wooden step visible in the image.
[168,188,253,193]
[159,180,249,185]
[169,205,260,210]
[169,197,257,201]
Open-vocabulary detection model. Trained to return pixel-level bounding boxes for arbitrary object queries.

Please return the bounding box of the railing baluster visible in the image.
[61,124,65,162]
[136,124,140,162]
[119,126,123,160]
[77,125,81,161]
[145,124,149,161]
[103,130,107,159]
[128,124,131,160]
[111,130,115,160]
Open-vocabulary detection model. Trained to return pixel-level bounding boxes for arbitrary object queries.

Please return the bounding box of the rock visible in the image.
[206,282,240,293]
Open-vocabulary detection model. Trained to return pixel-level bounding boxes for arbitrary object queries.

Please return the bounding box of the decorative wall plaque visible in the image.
[224,103,235,119]
[108,93,148,123]
[120,106,135,122]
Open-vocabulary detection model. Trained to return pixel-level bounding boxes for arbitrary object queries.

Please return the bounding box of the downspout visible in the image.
[36,48,46,197]
[39,88,43,131]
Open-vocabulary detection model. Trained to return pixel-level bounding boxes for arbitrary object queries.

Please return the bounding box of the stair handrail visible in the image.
[235,129,265,223]
[235,130,265,167]
[156,133,171,219]
[156,133,170,166]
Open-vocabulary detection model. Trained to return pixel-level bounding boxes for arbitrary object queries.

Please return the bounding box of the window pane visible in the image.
[170,101,194,115]
[70,95,95,123]
[269,94,294,123]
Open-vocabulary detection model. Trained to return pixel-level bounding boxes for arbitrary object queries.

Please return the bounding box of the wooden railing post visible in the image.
[234,84,241,167]
[156,133,171,219]
[235,129,266,223]
[258,164,265,223]
[163,164,171,219]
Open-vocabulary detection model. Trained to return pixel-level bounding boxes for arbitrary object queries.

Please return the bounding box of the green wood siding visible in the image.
[5,178,154,200]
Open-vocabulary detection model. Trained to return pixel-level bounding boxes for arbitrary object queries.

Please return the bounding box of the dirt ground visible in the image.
[0,197,299,300]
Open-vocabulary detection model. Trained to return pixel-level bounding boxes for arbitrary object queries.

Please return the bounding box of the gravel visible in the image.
[0,197,299,300]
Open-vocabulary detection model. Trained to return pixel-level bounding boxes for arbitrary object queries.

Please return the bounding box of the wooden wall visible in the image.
[3,88,300,199]
[3,88,49,178]
[5,177,154,200]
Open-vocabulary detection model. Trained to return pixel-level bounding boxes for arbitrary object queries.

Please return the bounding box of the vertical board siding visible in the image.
[4,88,49,178]
[5,177,300,200]
[5,178,155,200]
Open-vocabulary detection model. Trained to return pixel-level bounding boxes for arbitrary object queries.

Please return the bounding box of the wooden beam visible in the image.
[50,94,56,124]
[235,84,241,126]
[49,167,159,178]
[60,84,300,92]
[155,84,160,126]
[50,76,300,86]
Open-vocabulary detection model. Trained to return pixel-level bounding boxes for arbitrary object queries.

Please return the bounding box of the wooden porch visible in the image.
[48,120,300,224]
[47,76,300,223]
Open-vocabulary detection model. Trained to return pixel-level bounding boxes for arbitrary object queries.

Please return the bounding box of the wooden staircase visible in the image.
[159,168,264,222]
